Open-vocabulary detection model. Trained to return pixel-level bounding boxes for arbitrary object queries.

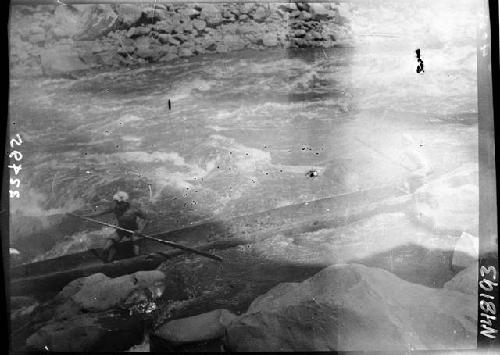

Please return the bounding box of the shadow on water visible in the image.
[352,243,459,288]
[11,244,326,352]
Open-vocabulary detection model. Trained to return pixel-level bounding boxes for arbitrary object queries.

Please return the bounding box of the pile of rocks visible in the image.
[9,2,352,77]
[150,263,476,352]
[22,270,167,352]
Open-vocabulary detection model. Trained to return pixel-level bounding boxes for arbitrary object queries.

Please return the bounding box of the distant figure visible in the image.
[85,191,147,262]
[399,133,432,193]
[168,99,171,110]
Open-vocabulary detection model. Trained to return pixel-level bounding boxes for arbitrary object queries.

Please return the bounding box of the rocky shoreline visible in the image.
[9,2,352,78]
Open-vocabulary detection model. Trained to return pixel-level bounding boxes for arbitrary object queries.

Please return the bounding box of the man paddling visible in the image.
[84,191,147,263]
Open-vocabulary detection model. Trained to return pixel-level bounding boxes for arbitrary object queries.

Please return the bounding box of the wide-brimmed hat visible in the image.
[113,191,129,203]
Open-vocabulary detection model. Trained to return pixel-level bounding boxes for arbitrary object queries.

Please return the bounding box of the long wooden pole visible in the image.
[68,213,223,262]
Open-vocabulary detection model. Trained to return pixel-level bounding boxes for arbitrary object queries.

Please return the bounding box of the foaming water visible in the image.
[9,33,477,260]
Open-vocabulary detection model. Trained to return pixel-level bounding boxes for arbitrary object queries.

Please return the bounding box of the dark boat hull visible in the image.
[10,183,411,298]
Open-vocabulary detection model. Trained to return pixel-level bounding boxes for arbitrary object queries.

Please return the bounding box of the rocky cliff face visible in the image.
[9,3,352,78]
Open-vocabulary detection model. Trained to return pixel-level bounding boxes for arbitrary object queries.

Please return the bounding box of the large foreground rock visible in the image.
[23,270,166,351]
[26,314,107,352]
[444,263,477,296]
[26,312,146,352]
[156,309,237,344]
[58,270,166,312]
[226,264,476,351]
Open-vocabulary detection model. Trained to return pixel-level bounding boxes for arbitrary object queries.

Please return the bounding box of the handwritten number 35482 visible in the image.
[9,134,23,198]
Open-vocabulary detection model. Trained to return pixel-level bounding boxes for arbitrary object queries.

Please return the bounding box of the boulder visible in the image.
[278,3,298,12]
[305,31,324,42]
[143,7,167,21]
[413,163,478,234]
[159,52,178,63]
[180,22,194,34]
[137,45,165,61]
[172,33,188,43]
[444,263,478,295]
[127,26,151,38]
[26,314,106,352]
[308,3,333,20]
[158,34,180,46]
[52,4,117,40]
[452,232,479,269]
[134,37,164,61]
[220,34,245,51]
[194,45,206,55]
[25,312,145,352]
[115,4,143,26]
[178,47,193,57]
[154,19,180,34]
[298,11,313,21]
[252,6,268,22]
[52,5,91,39]
[77,5,118,40]
[58,270,166,312]
[40,45,90,76]
[296,3,310,12]
[226,264,476,351]
[200,4,223,26]
[179,7,199,19]
[31,32,45,44]
[192,19,207,31]
[262,33,278,47]
[156,309,237,344]
[57,273,109,300]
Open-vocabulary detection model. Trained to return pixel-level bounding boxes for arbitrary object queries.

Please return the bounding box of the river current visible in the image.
[9,1,478,262]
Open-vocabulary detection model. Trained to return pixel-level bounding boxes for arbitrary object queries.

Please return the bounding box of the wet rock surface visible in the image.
[18,270,166,351]
[444,263,478,296]
[156,308,237,344]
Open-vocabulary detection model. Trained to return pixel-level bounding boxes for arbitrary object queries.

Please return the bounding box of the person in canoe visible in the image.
[84,191,147,263]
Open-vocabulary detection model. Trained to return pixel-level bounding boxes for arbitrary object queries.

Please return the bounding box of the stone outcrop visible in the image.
[444,263,477,296]
[58,270,166,312]
[156,309,237,344]
[9,2,353,77]
[225,264,476,351]
[23,270,166,351]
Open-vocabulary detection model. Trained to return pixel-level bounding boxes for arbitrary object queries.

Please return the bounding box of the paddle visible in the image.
[68,213,223,262]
